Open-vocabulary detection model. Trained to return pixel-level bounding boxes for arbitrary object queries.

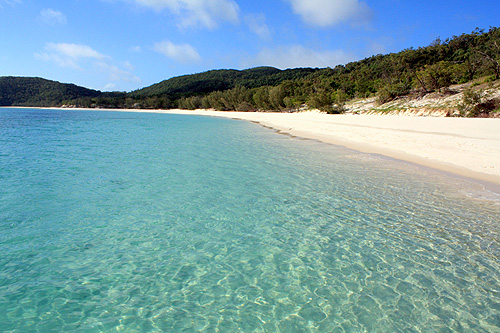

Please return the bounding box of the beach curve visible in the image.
[36,106,500,188]
[156,109,500,188]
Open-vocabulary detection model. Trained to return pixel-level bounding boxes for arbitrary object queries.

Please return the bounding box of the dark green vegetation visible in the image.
[132,67,317,98]
[0,77,100,107]
[1,27,499,116]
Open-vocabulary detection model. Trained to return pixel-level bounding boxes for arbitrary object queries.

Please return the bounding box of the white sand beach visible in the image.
[148,109,500,187]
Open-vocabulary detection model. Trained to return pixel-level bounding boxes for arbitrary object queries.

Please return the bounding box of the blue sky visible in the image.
[1,0,498,92]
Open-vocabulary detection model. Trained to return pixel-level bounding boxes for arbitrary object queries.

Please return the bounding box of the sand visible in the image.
[153,109,500,187]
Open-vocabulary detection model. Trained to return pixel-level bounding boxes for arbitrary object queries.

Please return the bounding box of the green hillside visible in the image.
[131,67,318,99]
[1,27,499,116]
[171,27,500,115]
[0,77,100,107]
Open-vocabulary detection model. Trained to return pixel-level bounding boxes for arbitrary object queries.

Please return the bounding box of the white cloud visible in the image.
[35,43,107,69]
[132,0,239,29]
[35,43,141,88]
[104,83,117,90]
[95,61,141,84]
[154,40,201,63]
[0,0,21,8]
[122,61,135,71]
[244,45,356,69]
[39,8,67,25]
[245,13,271,40]
[285,0,372,27]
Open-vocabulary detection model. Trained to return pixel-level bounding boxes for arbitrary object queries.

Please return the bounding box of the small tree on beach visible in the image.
[457,87,493,117]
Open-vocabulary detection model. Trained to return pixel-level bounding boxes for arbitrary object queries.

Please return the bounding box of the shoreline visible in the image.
[149,109,500,188]
[4,106,500,190]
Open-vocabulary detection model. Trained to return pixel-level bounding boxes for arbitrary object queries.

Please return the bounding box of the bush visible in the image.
[456,87,497,117]
[376,82,411,105]
[326,102,346,114]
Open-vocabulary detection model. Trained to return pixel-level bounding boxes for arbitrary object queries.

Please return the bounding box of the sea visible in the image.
[1,108,499,332]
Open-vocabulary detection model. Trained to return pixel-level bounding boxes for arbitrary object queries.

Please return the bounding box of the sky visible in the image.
[0,0,498,92]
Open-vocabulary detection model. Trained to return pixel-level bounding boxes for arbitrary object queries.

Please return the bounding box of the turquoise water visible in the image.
[1,108,500,332]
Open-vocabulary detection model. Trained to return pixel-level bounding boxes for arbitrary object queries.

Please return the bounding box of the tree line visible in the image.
[122,27,500,114]
[2,27,499,115]
[0,77,100,107]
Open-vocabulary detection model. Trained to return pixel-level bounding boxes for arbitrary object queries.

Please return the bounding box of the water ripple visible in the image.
[0,109,499,331]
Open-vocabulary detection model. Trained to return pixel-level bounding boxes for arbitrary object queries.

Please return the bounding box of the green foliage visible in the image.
[2,27,500,116]
[458,87,483,116]
[131,67,317,99]
[308,88,334,112]
[413,61,457,92]
[0,77,100,107]
[252,86,272,110]
[377,80,412,105]
[328,90,348,114]
[457,87,499,117]
[474,27,500,79]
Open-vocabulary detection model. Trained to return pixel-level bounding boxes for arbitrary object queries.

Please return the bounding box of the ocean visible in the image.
[1,108,499,331]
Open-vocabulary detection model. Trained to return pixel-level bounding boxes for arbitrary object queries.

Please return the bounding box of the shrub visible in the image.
[376,82,411,105]
[456,87,497,117]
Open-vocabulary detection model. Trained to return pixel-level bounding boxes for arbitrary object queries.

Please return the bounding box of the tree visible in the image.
[476,27,500,79]
[253,86,271,110]
[308,88,333,112]
[416,61,454,92]
[269,86,286,110]
[458,87,485,117]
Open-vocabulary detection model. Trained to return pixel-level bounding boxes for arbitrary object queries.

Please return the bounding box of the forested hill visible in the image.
[1,27,499,116]
[0,67,317,108]
[131,67,318,98]
[0,77,100,107]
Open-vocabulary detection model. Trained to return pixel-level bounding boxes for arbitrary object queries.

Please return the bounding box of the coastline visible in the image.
[161,109,500,189]
[4,106,500,188]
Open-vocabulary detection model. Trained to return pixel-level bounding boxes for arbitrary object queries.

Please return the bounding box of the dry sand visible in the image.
[152,109,500,187]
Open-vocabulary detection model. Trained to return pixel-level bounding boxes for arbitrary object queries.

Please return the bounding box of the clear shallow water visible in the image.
[1,108,500,332]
